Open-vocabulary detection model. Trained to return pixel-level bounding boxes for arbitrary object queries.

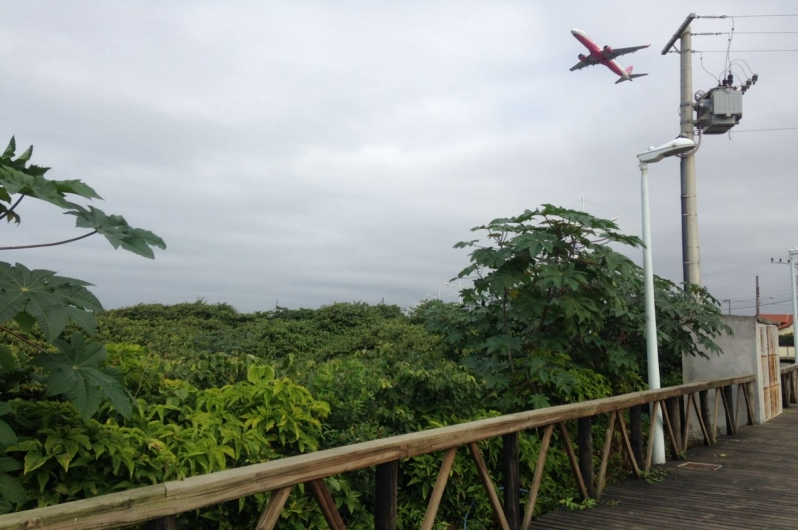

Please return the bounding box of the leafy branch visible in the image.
[0,230,98,251]
[0,135,167,480]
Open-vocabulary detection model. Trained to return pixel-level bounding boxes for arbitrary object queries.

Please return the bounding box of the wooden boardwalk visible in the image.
[535,408,798,530]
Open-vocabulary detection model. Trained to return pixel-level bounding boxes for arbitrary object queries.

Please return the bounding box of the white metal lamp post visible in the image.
[789,248,798,364]
[637,137,697,465]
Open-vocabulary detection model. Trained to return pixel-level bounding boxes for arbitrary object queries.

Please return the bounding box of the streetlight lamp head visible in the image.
[637,137,696,163]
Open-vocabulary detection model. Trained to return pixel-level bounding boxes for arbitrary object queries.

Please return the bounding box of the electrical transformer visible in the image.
[696,87,743,134]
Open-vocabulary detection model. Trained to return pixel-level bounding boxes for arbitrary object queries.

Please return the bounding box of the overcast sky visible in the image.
[2,1,797,315]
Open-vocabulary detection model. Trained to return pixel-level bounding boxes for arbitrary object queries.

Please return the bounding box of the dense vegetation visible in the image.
[2,270,728,528]
[0,139,730,528]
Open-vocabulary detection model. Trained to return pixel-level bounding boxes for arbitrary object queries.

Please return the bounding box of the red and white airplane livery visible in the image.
[569,29,650,84]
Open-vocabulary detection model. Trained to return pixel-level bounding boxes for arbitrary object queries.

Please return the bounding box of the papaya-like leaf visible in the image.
[53,179,101,200]
[66,205,166,259]
[0,137,97,210]
[12,311,36,334]
[0,262,103,341]
[31,334,132,420]
[15,146,32,165]
[0,166,68,208]
[1,137,15,159]
[0,349,17,377]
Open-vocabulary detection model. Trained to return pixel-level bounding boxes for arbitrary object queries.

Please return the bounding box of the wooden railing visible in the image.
[781,363,798,408]
[0,375,756,530]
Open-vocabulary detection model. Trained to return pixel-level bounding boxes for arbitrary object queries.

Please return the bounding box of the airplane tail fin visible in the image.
[615,72,648,84]
[626,65,634,74]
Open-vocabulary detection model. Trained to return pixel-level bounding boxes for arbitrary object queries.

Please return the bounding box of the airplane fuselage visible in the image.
[571,29,632,82]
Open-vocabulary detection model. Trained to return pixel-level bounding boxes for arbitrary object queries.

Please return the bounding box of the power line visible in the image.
[725,14,798,18]
[731,127,798,133]
[702,259,769,277]
[691,49,798,52]
[694,31,798,35]
[734,298,793,310]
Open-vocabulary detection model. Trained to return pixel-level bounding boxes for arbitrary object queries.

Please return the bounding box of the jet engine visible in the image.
[578,53,587,61]
[603,45,613,53]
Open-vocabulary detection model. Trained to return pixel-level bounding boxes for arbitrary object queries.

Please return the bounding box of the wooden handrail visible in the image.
[781,362,798,375]
[0,374,755,530]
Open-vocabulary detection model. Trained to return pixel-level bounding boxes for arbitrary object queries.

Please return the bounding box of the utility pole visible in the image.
[664,14,700,291]
[680,20,700,290]
[756,275,760,316]
[771,254,798,362]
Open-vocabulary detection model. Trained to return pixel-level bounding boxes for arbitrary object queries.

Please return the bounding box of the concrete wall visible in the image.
[682,315,778,431]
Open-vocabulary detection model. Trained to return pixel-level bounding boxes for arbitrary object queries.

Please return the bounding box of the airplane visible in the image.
[569,29,650,84]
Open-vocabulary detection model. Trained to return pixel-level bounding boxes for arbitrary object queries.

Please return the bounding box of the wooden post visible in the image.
[782,374,789,409]
[256,487,293,530]
[596,412,617,499]
[557,423,589,500]
[742,382,755,426]
[723,385,736,435]
[375,461,398,530]
[629,405,643,468]
[146,516,177,530]
[469,443,511,530]
[679,395,687,443]
[615,412,641,479]
[792,371,797,404]
[421,448,457,530]
[666,398,682,459]
[521,425,554,530]
[578,417,594,499]
[503,433,521,530]
[699,390,711,445]
[307,479,346,530]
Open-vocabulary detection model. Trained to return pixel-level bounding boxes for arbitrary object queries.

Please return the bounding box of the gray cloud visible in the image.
[1,1,796,314]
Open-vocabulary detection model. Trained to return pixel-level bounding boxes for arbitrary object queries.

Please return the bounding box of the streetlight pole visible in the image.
[639,159,665,464]
[790,248,798,365]
[637,137,697,465]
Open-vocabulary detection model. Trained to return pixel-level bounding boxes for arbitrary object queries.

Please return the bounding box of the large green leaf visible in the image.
[0,419,17,448]
[31,333,133,420]
[0,137,102,219]
[66,205,166,259]
[0,458,21,474]
[0,473,25,505]
[0,262,103,342]
[0,166,65,208]
[1,137,15,159]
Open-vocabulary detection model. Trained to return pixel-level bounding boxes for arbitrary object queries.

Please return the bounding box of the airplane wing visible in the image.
[569,56,599,71]
[602,44,650,60]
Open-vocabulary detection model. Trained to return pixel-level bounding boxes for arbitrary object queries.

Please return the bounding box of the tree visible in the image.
[0,137,165,511]
[419,205,728,411]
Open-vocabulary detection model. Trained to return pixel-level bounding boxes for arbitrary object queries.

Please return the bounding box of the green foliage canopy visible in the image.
[420,205,730,410]
[0,136,165,511]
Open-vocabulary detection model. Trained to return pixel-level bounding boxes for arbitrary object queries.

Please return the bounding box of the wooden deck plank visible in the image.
[534,410,798,530]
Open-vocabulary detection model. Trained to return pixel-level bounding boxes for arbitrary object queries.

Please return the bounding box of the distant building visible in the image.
[760,314,795,360]
[759,314,794,336]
